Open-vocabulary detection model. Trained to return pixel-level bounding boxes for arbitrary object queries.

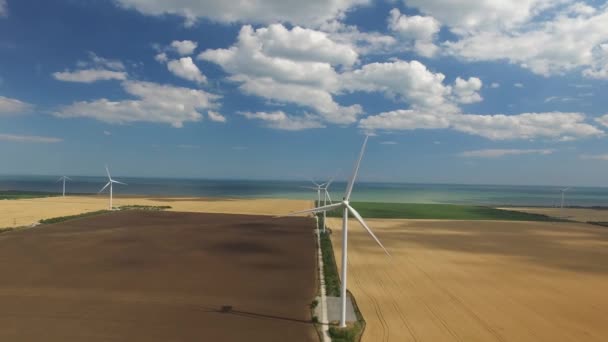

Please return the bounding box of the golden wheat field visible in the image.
[0,196,310,228]
[327,217,608,342]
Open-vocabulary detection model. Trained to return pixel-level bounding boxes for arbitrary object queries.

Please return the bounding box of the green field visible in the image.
[0,190,59,200]
[322,202,561,221]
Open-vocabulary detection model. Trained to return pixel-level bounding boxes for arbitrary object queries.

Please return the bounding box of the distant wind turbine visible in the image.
[560,187,571,209]
[301,181,325,207]
[285,136,389,327]
[56,176,71,197]
[99,165,126,210]
[319,179,334,233]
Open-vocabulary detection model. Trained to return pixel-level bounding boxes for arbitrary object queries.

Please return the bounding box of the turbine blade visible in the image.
[65,177,72,181]
[112,180,127,185]
[299,186,317,190]
[325,189,333,204]
[281,202,344,217]
[345,135,369,201]
[105,165,111,180]
[56,177,63,183]
[98,182,111,193]
[347,204,390,257]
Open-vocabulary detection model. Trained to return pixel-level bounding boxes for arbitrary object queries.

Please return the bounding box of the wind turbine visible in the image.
[99,165,126,210]
[285,136,389,327]
[319,179,334,233]
[301,181,325,207]
[560,187,571,209]
[56,176,71,197]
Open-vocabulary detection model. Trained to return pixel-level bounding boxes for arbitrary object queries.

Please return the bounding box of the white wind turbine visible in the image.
[319,179,334,234]
[285,136,389,327]
[560,187,571,209]
[56,176,71,197]
[301,181,325,207]
[99,165,127,210]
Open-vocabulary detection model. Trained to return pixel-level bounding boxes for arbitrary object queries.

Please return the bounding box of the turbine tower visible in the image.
[285,136,389,327]
[56,176,71,197]
[560,187,570,209]
[320,179,334,233]
[99,165,126,210]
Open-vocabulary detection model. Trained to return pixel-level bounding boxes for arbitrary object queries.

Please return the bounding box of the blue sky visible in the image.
[1,0,607,186]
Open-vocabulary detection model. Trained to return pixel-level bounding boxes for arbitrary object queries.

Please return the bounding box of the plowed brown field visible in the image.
[0,211,318,342]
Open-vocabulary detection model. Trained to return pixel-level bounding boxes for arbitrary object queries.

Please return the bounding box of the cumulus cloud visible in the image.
[360,110,604,140]
[0,0,7,16]
[113,0,370,27]
[403,0,559,34]
[167,57,207,84]
[452,77,483,104]
[155,52,168,63]
[318,20,397,56]
[54,80,220,127]
[596,114,608,127]
[240,111,324,130]
[443,5,608,78]
[207,110,226,123]
[0,96,32,114]
[170,40,198,55]
[200,24,363,124]
[459,149,554,158]
[53,69,127,83]
[340,60,482,112]
[0,133,62,143]
[490,82,500,88]
[53,53,127,83]
[387,8,440,57]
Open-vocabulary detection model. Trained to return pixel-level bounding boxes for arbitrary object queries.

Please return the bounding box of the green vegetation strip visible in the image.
[325,202,561,221]
[39,205,171,225]
[588,222,608,228]
[317,215,365,342]
[39,210,110,224]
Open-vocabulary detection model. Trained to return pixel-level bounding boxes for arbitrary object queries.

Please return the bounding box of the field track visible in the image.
[328,218,608,342]
[0,211,318,342]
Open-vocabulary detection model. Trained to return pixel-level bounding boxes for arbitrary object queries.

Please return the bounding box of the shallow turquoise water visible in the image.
[1,176,606,207]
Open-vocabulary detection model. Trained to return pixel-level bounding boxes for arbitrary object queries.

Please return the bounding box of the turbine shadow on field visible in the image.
[357,221,608,274]
[203,305,314,325]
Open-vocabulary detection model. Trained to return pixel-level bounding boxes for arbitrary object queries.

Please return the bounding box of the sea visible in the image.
[1,175,607,207]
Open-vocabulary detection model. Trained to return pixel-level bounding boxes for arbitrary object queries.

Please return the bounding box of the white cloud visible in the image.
[0,96,32,114]
[459,148,554,158]
[318,20,397,56]
[103,130,112,136]
[170,40,198,55]
[514,83,524,88]
[404,0,560,34]
[53,69,127,83]
[113,0,370,27]
[200,24,362,124]
[581,154,608,161]
[596,114,608,127]
[360,110,604,140]
[340,60,455,111]
[53,53,127,83]
[54,80,220,127]
[240,111,324,130]
[0,0,6,16]
[452,77,483,104]
[490,82,500,88]
[380,141,397,145]
[0,133,62,143]
[340,60,482,112]
[167,57,207,84]
[208,110,226,123]
[155,52,168,63]
[444,6,608,78]
[388,8,440,57]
